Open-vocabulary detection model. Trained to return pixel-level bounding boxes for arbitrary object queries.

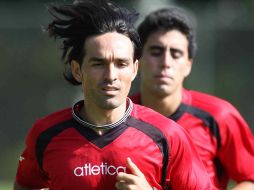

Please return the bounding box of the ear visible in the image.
[184,59,193,77]
[71,60,82,82]
[131,59,139,81]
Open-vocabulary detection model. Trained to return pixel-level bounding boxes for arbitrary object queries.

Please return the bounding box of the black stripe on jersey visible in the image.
[126,117,169,190]
[74,121,129,148]
[170,103,221,149]
[35,119,75,170]
[169,103,187,121]
[36,118,130,169]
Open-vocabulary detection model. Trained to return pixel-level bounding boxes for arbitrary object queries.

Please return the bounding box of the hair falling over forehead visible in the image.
[45,0,141,85]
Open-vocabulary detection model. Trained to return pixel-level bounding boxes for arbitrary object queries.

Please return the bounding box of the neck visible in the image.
[140,87,182,117]
[81,100,127,127]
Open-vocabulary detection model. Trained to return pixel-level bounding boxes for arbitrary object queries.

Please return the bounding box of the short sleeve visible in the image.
[217,104,254,182]
[15,122,49,189]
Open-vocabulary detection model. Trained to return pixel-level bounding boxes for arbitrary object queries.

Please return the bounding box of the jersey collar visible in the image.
[72,98,133,130]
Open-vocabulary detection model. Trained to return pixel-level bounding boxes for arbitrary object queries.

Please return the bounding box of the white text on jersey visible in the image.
[74,162,126,176]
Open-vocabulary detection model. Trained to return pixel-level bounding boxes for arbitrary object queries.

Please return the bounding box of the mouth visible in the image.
[155,74,173,83]
[155,73,172,79]
[101,85,120,95]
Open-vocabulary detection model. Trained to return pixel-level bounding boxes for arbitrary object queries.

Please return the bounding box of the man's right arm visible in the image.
[14,121,49,190]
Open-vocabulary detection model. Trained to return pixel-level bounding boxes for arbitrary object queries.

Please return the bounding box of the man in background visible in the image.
[131,7,254,190]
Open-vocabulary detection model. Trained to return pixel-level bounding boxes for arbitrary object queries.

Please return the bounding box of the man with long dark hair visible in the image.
[14,1,211,189]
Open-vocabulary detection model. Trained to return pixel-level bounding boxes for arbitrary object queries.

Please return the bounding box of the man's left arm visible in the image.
[217,103,254,189]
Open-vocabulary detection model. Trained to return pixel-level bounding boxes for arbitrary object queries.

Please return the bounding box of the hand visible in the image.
[115,157,154,190]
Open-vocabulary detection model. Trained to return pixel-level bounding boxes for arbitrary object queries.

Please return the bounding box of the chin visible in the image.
[153,86,173,96]
[99,99,122,110]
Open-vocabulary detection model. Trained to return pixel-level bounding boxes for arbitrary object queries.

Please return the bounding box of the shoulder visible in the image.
[130,103,195,159]
[186,89,240,120]
[21,107,73,156]
[35,107,72,128]
[185,89,250,141]
[27,107,73,141]
[132,103,176,125]
[131,103,186,137]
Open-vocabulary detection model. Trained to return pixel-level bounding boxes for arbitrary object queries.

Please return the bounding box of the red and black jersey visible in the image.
[16,99,211,190]
[131,89,254,189]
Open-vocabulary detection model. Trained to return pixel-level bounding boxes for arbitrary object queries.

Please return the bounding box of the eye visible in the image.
[170,49,183,59]
[91,61,104,67]
[150,49,163,57]
[116,60,129,68]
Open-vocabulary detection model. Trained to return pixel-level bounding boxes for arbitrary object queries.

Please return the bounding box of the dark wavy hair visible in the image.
[138,7,197,59]
[46,0,141,85]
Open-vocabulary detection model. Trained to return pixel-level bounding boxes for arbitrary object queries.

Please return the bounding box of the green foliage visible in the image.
[0,181,12,190]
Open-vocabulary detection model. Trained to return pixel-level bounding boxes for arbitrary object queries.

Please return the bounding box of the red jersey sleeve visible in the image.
[166,124,212,190]
[217,102,254,182]
[15,121,49,189]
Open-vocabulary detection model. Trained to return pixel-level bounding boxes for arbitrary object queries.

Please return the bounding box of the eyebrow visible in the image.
[88,57,104,62]
[88,57,131,63]
[149,45,184,54]
[148,45,165,51]
[170,47,184,54]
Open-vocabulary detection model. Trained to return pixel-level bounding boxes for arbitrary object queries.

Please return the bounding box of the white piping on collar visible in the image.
[72,98,133,130]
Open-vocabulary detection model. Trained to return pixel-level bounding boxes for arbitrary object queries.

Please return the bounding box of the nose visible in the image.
[161,51,173,68]
[104,63,117,82]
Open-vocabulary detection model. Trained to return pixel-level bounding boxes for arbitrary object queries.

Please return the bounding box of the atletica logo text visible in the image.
[74,162,126,176]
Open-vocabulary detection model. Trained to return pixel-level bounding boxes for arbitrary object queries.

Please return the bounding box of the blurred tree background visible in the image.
[0,0,253,189]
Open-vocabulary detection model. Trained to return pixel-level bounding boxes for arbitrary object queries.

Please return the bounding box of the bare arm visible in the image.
[230,181,254,190]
